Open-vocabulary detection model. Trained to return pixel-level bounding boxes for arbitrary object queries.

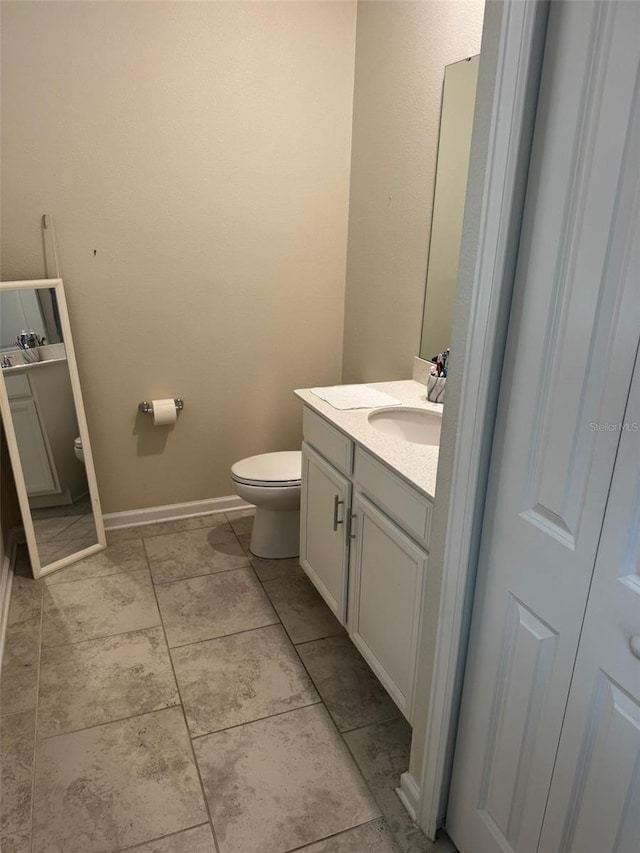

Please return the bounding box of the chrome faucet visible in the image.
[1,355,13,368]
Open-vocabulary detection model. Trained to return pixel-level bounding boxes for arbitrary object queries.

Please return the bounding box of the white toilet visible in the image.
[74,436,85,464]
[230,450,302,559]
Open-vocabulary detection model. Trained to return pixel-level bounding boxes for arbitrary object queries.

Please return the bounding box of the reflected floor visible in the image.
[29,495,97,566]
[2,511,457,853]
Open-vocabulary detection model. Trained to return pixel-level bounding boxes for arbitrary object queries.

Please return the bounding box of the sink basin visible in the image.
[367,407,442,446]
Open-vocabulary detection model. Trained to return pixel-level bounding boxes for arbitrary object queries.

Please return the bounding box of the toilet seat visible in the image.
[231,451,301,488]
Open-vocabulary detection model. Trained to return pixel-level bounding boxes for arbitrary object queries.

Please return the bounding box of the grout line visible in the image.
[147,548,223,853]
[39,565,151,591]
[40,564,149,587]
[33,514,84,543]
[189,700,324,741]
[39,624,167,658]
[150,561,253,587]
[340,712,405,736]
[167,619,281,651]
[245,547,410,847]
[36,702,183,742]
[280,817,398,853]
[149,562,256,589]
[291,629,346,646]
[137,518,236,540]
[228,524,252,559]
[40,619,162,653]
[112,822,212,853]
[341,730,389,816]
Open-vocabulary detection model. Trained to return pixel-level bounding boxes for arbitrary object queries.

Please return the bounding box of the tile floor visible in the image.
[0,510,457,853]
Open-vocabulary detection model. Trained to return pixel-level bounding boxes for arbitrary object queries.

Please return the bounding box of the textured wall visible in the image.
[342,0,485,383]
[1,0,356,513]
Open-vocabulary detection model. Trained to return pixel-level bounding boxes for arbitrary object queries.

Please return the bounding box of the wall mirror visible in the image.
[420,54,480,361]
[0,278,105,578]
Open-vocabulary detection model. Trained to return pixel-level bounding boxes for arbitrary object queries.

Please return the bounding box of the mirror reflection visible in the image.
[0,285,99,569]
[420,55,480,361]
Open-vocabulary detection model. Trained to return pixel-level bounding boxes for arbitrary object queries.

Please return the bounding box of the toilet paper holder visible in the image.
[138,399,184,415]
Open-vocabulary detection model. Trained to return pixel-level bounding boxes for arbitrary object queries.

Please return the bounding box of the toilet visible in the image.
[231,451,302,559]
[74,436,85,464]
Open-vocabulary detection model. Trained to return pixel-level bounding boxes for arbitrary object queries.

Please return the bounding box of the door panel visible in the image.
[349,493,426,721]
[10,398,57,494]
[446,3,640,851]
[538,353,640,853]
[479,597,557,844]
[300,442,351,623]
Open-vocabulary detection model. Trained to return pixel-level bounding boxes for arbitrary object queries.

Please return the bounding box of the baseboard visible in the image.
[102,495,253,530]
[0,532,18,667]
[396,771,421,822]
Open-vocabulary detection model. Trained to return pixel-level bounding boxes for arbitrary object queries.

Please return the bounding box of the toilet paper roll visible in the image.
[152,399,177,426]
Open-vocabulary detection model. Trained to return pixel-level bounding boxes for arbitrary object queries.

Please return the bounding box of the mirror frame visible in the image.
[420,54,480,361]
[0,277,106,578]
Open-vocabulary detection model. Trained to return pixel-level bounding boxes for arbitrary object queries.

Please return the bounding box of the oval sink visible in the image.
[367,406,442,446]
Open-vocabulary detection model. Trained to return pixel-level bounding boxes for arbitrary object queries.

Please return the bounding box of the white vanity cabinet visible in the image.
[300,404,432,723]
[3,361,85,506]
[4,372,58,495]
[300,442,352,623]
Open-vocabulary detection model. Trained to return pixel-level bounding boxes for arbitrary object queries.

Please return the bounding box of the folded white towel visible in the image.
[310,385,403,410]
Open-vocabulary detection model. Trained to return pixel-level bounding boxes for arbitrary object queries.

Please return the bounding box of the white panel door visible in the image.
[300,441,351,624]
[538,351,640,853]
[446,3,640,852]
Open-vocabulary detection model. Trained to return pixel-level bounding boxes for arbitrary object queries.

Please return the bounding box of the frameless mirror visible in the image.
[420,54,480,361]
[0,278,105,578]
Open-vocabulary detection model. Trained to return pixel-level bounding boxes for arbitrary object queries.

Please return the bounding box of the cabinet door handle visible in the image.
[349,513,358,539]
[332,495,344,531]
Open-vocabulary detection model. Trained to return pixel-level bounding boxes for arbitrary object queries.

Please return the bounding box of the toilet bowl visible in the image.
[231,451,301,559]
[74,436,85,464]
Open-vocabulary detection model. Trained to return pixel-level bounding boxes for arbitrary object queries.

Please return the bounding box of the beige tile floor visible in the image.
[0,510,457,853]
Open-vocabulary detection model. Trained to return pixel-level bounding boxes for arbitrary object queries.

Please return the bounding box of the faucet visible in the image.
[1,355,13,368]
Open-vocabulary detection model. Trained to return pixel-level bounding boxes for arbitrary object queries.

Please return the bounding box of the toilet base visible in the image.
[250,508,300,559]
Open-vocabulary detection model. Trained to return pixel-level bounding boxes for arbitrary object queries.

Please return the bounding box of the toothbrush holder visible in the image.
[427,374,446,404]
[21,348,41,364]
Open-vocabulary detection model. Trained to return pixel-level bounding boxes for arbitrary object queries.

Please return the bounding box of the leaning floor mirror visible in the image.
[0,278,106,578]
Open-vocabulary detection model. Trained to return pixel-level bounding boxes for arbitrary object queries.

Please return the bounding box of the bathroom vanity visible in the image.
[2,345,86,505]
[295,380,441,724]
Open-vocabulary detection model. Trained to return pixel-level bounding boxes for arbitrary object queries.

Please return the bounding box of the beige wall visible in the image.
[1,0,356,513]
[342,0,485,383]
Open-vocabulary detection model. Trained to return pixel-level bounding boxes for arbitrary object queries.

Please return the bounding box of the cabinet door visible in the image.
[9,398,57,495]
[300,442,352,624]
[349,492,427,722]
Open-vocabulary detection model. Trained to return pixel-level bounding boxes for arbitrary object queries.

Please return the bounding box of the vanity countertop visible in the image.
[1,343,67,372]
[294,379,443,499]
[2,356,67,373]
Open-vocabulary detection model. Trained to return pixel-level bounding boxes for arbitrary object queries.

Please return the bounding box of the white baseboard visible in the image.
[102,495,253,530]
[0,532,17,667]
[396,771,421,822]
